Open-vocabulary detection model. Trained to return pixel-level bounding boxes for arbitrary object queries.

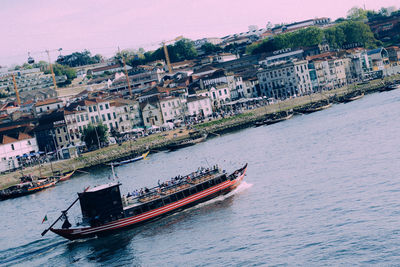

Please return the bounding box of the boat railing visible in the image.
[124,167,220,205]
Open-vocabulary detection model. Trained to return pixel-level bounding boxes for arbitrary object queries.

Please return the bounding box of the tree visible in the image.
[201,42,221,54]
[81,124,108,149]
[33,61,49,72]
[347,6,367,21]
[56,50,103,67]
[45,63,77,85]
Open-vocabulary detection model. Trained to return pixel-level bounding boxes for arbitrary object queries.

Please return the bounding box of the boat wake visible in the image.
[190,181,253,210]
[0,238,68,266]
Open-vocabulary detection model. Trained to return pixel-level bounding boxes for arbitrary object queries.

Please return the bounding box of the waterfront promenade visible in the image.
[0,76,398,190]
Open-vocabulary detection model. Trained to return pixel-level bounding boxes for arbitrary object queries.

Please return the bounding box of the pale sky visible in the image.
[0,0,398,67]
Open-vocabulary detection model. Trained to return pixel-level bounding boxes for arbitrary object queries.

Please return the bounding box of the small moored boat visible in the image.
[106,151,150,167]
[167,134,207,151]
[42,163,248,240]
[0,176,57,201]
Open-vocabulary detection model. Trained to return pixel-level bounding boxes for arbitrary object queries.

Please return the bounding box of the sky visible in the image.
[0,0,398,67]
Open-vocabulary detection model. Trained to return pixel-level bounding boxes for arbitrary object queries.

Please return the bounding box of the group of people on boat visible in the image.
[124,165,221,201]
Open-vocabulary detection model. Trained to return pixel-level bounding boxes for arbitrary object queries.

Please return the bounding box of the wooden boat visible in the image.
[43,163,248,240]
[167,134,208,151]
[107,151,150,167]
[57,171,75,182]
[296,101,332,114]
[379,83,400,92]
[0,176,57,201]
[343,91,364,103]
[255,111,293,127]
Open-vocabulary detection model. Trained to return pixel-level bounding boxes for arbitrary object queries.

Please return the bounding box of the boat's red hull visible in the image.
[51,166,247,240]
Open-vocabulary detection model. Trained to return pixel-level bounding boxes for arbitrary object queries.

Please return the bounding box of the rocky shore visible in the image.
[0,76,398,190]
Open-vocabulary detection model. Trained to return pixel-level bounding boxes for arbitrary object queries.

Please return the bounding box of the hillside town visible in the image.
[1,7,400,174]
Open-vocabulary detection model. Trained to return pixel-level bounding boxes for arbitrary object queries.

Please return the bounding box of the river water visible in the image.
[1,90,400,266]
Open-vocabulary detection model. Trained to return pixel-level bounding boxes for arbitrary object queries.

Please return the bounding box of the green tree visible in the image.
[56,50,103,67]
[81,124,108,149]
[33,61,49,72]
[347,6,367,21]
[45,63,77,85]
[201,42,221,54]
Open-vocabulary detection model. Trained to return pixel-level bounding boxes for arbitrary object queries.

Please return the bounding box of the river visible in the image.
[1,89,400,266]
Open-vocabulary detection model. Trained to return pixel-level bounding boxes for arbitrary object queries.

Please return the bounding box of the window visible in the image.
[100,105,103,110]
[224,89,227,94]
[95,115,99,122]
[163,197,171,205]
[176,192,184,200]
[39,108,43,112]
[102,114,106,121]
[85,114,88,120]
[146,118,149,123]
[105,103,109,109]
[113,112,116,119]
[57,128,60,134]
[141,204,149,212]
[89,106,93,112]
[155,116,158,121]
[93,106,97,111]
[65,135,69,141]
[63,127,66,132]
[11,144,15,150]
[190,187,197,195]
[126,115,129,120]
[134,208,142,215]
[79,126,82,132]
[183,189,190,197]
[107,113,111,120]
[58,137,62,142]
[47,106,50,110]
[77,116,80,122]
[91,117,95,123]
[196,184,203,191]
[109,123,113,129]
[219,90,222,96]
[170,194,178,202]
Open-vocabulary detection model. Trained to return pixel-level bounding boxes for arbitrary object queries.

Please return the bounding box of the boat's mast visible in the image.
[111,163,116,180]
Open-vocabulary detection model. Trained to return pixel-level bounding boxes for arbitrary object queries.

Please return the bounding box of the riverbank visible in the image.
[0,75,398,190]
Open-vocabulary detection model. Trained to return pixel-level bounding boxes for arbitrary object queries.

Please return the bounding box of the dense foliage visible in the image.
[115,38,198,68]
[44,63,77,85]
[56,50,103,67]
[81,124,108,149]
[247,21,379,55]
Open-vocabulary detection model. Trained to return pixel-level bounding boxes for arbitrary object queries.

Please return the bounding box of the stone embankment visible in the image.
[0,76,398,190]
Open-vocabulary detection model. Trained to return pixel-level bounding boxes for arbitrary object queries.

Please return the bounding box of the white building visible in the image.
[34,98,64,117]
[257,60,313,99]
[0,133,39,172]
[140,98,163,127]
[186,96,213,117]
[159,96,184,122]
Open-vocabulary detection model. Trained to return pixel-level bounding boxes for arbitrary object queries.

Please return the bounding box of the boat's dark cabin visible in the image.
[78,183,124,226]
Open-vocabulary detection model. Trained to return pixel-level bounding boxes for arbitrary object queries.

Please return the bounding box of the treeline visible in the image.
[56,50,103,67]
[247,20,379,55]
[116,38,198,68]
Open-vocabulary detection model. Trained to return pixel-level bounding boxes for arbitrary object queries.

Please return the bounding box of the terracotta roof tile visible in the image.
[1,135,18,144]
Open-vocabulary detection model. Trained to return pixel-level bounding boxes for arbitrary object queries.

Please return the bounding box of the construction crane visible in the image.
[27,48,63,90]
[161,36,183,73]
[118,47,133,97]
